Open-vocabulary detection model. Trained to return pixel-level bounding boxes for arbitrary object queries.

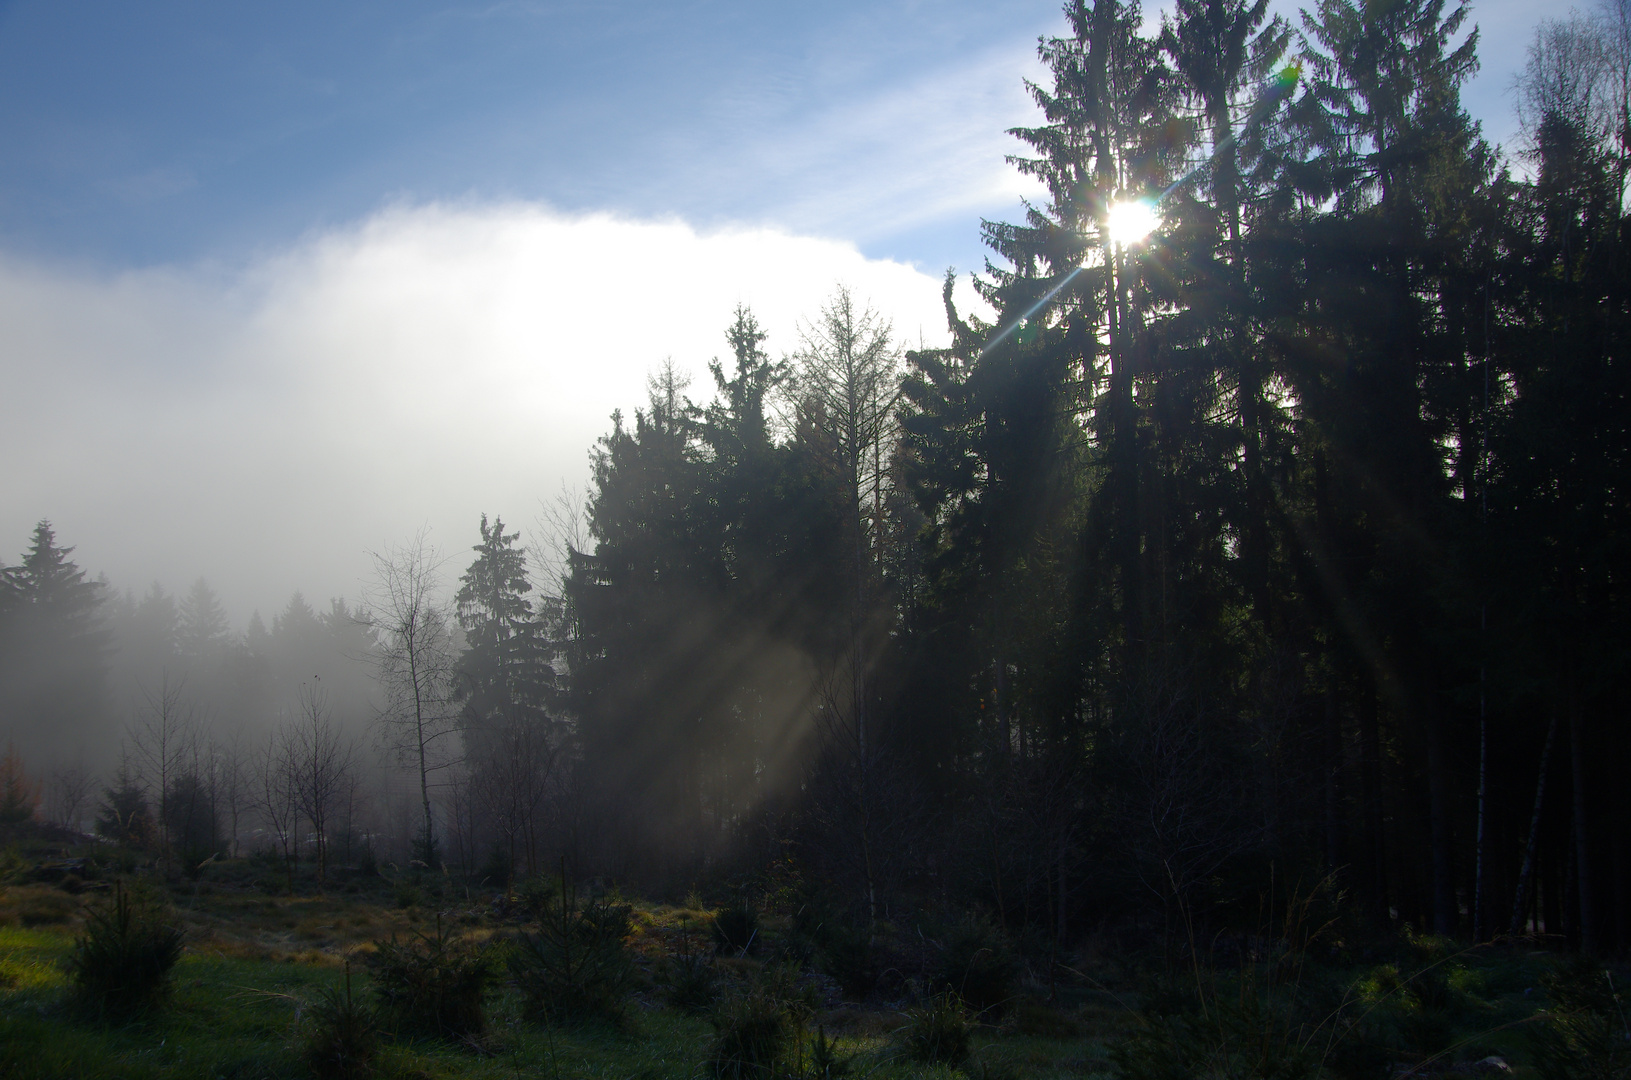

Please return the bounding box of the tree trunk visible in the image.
[1359,681,1389,922]
[1325,689,1345,877]
[1569,687,1597,953]
[1424,700,1456,936]
[1510,711,1559,935]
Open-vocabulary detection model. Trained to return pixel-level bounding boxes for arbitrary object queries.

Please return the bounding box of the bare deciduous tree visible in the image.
[1516,13,1612,142]
[130,672,198,873]
[791,286,903,780]
[211,733,250,858]
[474,715,556,886]
[366,533,459,867]
[1600,0,1631,196]
[256,726,302,893]
[47,761,93,832]
[289,684,355,889]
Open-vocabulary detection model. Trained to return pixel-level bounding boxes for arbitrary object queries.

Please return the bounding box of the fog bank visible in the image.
[0,203,975,620]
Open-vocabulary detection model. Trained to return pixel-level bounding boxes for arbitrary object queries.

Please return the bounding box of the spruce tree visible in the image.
[454,514,556,753]
[0,522,110,770]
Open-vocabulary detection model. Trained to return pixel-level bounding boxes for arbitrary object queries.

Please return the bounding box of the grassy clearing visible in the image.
[0,919,1093,1080]
[0,893,1102,1080]
[0,860,1619,1080]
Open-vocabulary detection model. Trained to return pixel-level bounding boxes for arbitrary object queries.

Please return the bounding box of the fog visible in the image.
[0,201,978,624]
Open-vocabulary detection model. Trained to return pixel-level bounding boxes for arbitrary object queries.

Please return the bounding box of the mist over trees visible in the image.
[1,0,1627,959]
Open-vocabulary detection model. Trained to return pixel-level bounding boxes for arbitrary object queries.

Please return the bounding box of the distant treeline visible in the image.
[0,521,378,773]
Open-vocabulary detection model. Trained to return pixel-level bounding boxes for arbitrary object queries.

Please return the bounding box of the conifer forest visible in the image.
[2,0,1630,1076]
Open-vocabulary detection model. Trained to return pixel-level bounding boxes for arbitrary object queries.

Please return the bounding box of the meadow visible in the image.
[0,838,1622,1080]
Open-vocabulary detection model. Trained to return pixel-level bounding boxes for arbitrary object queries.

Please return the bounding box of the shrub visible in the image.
[934,915,1015,1015]
[66,880,184,1016]
[661,946,721,1015]
[515,873,560,919]
[798,907,874,999]
[1112,996,1323,1080]
[706,988,791,1080]
[477,841,511,890]
[1397,965,1459,1057]
[409,823,439,872]
[713,905,760,956]
[509,887,636,1026]
[368,916,494,1040]
[304,963,381,1080]
[1530,959,1631,1080]
[95,769,154,847]
[757,960,820,1022]
[899,992,971,1067]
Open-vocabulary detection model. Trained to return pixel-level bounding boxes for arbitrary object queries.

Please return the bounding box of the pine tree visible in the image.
[455,514,555,743]
[453,514,558,879]
[177,578,231,663]
[0,522,110,770]
[0,743,41,825]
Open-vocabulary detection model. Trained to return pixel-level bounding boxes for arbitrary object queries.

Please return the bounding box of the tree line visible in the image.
[554,0,1630,955]
[1,0,1626,956]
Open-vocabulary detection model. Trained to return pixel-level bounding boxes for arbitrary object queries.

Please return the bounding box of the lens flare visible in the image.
[1271,62,1301,101]
[1106,199,1162,246]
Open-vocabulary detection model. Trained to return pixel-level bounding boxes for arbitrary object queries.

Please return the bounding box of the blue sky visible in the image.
[0,0,1060,274]
[0,0,1558,620]
[0,0,1545,276]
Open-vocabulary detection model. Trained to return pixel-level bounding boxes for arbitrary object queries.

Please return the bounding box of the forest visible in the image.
[0,0,1628,1076]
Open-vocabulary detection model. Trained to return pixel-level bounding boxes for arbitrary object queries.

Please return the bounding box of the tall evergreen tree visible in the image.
[455,514,555,745]
[0,522,110,769]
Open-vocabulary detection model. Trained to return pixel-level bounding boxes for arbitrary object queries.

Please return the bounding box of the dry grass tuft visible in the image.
[0,885,81,928]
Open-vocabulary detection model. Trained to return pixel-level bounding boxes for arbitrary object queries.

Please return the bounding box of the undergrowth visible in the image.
[706,986,792,1079]
[898,992,972,1067]
[303,962,382,1080]
[368,914,494,1040]
[509,880,636,1027]
[65,879,184,1017]
[1531,959,1631,1080]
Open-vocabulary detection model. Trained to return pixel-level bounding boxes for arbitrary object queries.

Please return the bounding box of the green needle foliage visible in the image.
[368,915,494,1041]
[303,962,382,1080]
[66,879,184,1017]
[509,884,636,1027]
[660,945,722,1015]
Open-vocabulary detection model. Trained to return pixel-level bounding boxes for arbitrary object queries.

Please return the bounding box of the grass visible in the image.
[0,909,1100,1080]
[0,856,1610,1080]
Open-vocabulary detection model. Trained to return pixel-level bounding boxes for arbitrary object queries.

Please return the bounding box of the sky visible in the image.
[0,0,1558,622]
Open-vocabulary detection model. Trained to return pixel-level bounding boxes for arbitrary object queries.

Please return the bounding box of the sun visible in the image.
[1105,199,1162,246]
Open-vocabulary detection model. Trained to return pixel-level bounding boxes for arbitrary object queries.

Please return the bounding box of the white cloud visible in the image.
[0,203,987,622]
